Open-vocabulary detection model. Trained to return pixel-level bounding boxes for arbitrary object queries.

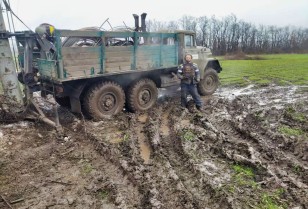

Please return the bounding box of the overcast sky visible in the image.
[2,0,308,31]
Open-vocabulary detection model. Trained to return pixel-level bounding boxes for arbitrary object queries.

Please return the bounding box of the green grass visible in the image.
[229,164,287,208]
[232,164,257,188]
[284,106,307,123]
[99,190,109,200]
[218,54,308,86]
[182,130,196,141]
[278,125,305,136]
[233,164,255,177]
[82,163,93,174]
[292,164,303,174]
[258,189,286,209]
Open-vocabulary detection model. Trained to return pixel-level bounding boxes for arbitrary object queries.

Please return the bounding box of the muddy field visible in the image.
[0,84,307,209]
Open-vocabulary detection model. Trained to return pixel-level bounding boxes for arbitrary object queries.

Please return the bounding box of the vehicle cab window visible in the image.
[184,35,194,47]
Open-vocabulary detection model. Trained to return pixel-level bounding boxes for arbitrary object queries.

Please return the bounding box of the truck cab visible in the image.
[177,30,222,96]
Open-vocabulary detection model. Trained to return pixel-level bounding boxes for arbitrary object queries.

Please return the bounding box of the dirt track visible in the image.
[0,85,307,209]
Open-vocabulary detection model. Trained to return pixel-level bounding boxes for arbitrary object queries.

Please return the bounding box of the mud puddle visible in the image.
[216,84,308,109]
[136,113,151,164]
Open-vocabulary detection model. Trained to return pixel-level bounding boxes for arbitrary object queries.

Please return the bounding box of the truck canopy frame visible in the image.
[37,30,179,82]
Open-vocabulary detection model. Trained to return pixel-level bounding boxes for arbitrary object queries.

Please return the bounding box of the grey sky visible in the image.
[4,0,308,31]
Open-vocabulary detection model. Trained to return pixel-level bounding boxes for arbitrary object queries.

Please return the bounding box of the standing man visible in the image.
[177,54,203,111]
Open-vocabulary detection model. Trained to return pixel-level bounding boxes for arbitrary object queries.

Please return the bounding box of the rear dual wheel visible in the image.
[83,79,157,119]
[126,78,158,112]
[83,81,125,119]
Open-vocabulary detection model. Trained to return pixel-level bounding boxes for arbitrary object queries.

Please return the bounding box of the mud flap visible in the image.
[70,97,81,113]
[64,81,88,113]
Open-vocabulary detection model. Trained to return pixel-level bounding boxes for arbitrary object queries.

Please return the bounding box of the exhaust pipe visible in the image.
[133,14,139,31]
[141,13,147,32]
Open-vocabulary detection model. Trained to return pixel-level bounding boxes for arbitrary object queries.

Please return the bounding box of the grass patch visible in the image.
[233,164,255,177]
[228,164,288,208]
[258,189,287,209]
[99,190,109,200]
[218,54,308,87]
[278,125,304,136]
[254,110,265,121]
[179,129,196,141]
[82,163,93,174]
[226,164,290,209]
[231,164,258,188]
[284,107,307,123]
[123,133,130,141]
[292,164,303,175]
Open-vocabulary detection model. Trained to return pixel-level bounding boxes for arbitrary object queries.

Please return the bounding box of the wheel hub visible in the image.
[139,89,151,105]
[206,76,214,85]
[100,94,116,111]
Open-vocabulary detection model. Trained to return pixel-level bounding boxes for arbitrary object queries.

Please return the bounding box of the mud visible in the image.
[0,84,307,209]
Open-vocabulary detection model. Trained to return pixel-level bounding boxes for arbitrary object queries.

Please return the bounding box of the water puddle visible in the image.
[216,85,308,109]
[160,109,171,136]
[139,139,151,164]
[136,114,151,164]
[216,84,259,100]
[180,119,190,127]
[138,114,148,123]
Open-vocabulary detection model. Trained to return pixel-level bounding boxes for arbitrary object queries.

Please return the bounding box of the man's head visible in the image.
[35,23,55,42]
[185,54,193,63]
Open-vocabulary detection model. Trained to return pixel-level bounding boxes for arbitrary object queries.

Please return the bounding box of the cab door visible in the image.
[183,34,199,59]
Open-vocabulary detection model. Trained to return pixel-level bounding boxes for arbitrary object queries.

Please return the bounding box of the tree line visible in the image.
[146,14,308,55]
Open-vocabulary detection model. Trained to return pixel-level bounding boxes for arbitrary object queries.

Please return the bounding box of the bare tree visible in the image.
[167,21,179,30]
[146,14,308,55]
[198,16,209,47]
[146,19,167,32]
[179,15,198,33]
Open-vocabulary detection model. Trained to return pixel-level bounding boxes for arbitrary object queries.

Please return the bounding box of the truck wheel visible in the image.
[83,81,125,119]
[55,96,71,108]
[198,68,219,96]
[127,78,158,112]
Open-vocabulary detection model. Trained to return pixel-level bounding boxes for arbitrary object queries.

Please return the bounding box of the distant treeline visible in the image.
[146,14,308,55]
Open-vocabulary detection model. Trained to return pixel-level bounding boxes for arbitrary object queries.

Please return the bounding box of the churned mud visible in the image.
[0,84,307,209]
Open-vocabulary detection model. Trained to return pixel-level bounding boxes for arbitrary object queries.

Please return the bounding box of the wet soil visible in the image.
[0,84,307,209]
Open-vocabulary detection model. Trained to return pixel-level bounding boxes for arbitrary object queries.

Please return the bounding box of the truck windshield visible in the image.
[185,35,194,47]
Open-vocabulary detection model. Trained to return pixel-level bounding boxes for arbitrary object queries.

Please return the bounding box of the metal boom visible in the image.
[0,2,24,112]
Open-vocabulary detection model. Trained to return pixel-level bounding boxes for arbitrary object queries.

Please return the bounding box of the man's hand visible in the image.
[195,77,200,83]
[172,72,182,80]
[174,72,183,79]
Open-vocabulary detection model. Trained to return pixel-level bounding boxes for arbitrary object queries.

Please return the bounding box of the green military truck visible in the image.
[16,14,222,119]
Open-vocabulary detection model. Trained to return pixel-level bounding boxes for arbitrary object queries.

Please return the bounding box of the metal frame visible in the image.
[37,29,179,82]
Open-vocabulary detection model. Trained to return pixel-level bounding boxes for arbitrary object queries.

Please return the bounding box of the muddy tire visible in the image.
[55,96,71,108]
[127,78,158,112]
[198,68,219,96]
[83,81,125,119]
